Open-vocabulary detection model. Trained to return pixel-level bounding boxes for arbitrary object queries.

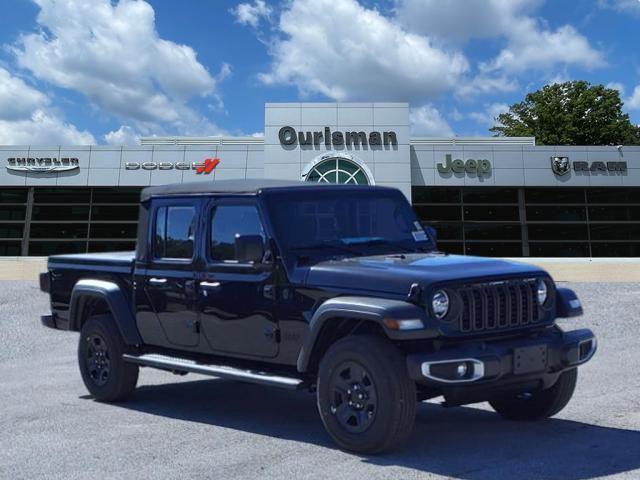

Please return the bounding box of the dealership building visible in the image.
[1,102,639,257]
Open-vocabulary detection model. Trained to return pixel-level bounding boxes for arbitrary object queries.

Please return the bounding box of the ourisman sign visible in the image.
[279,126,398,147]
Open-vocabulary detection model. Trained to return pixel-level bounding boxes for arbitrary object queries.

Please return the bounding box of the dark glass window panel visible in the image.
[33,188,90,203]
[0,241,21,256]
[412,187,461,204]
[464,206,520,221]
[31,205,89,221]
[92,187,142,204]
[528,223,588,241]
[88,241,136,253]
[154,206,195,259]
[463,188,518,203]
[0,206,26,221]
[526,206,586,221]
[0,224,24,239]
[437,241,463,255]
[425,222,462,240]
[30,223,87,239]
[210,205,265,261]
[90,223,138,239]
[586,188,640,204]
[28,241,87,255]
[590,243,640,257]
[590,223,640,241]
[464,223,521,241]
[465,242,522,257]
[529,243,589,257]
[525,188,585,204]
[414,205,461,221]
[588,206,640,222]
[0,188,27,204]
[91,205,139,221]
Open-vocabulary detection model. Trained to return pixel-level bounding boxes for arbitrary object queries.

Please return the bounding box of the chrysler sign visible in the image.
[6,157,79,173]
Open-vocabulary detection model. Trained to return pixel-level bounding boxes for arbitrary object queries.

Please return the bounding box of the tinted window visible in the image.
[0,206,26,221]
[90,223,138,239]
[526,206,586,221]
[28,241,87,255]
[210,205,265,261]
[0,241,22,256]
[0,224,24,239]
[30,223,88,239]
[154,206,196,259]
[33,188,90,203]
[525,188,584,204]
[412,187,461,204]
[528,223,588,241]
[91,205,139,221]
[586,188,640,203]
[414,205,462,221]
[92,187,141,204]
[463,188,518,203]
[464,223,521,241]
[464,205,519,221]
[0,189,27,204]
[31,205,88,221]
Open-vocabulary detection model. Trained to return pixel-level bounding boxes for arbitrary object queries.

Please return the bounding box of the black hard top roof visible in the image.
[140,179,386,202]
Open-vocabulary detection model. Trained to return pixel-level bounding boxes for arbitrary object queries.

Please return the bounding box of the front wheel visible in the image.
[489,368,578,420]
[78,314,139,402]
[316,335,416,454]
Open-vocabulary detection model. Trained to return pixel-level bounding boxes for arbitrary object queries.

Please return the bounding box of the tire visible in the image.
[78,314,139,402]
[316,334,417,454]
[489,368,578,421]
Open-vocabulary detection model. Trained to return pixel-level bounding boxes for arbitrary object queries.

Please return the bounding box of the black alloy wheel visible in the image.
[78,314,139,402]
[85,333,111,387]
[328,360,378,434]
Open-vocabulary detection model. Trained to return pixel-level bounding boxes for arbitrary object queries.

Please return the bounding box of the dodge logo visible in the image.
[551,156,570,176]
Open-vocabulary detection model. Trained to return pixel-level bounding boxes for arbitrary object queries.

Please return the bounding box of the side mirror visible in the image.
[425,226,437,244]
[235,234,265,263]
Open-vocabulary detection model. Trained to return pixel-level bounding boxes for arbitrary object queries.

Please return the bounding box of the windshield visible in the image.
[264,188,435,258]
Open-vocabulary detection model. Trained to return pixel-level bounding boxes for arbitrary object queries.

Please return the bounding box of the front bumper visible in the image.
[406,327,596,389]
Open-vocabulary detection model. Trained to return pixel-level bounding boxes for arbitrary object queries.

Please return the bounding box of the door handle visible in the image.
[200,281,221,289]
[149,277,168,284]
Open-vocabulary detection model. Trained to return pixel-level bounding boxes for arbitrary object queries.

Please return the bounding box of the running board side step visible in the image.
[123,353,305,390]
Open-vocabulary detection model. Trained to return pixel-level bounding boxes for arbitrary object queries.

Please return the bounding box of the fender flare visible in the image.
[296,296,432,372]
[69,279,142,346]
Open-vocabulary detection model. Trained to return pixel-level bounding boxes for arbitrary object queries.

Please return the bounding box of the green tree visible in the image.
[490,81,640,145]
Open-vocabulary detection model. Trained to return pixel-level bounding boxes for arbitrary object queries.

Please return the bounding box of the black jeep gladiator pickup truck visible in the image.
[40,180,596,453]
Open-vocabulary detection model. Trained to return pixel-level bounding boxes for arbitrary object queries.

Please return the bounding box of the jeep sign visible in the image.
[437,154,491,176]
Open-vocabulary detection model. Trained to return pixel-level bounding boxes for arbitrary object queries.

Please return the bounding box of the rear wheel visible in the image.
[489,368,578,420]
[78,314,139,402]
[316,335,416,454]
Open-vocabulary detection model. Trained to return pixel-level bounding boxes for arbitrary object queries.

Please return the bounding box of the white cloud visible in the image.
[104,125,139,145]
[468,103,509,126]
[0,68,49,120]
[456,74,519,97]
[410,104,454,136]
[258,0,468,102]
[0,110,95,144]
[482,21,605,73]
[0,66,95,144]
[395,0,540,43]
[598,0,640,14]
[607,81,626,95]
[13,0,225,135]
[231,0,272,27]
[626,85,640,110]
[397,0,604,88]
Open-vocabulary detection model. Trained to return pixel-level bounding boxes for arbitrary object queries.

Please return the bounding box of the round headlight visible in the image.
[432,290,449,319]
[536,279,548,305]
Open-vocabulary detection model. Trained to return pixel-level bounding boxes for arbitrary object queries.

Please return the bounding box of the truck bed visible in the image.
[48,251,135,273]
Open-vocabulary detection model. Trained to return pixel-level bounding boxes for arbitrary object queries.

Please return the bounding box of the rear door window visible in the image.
[154,205,196,259]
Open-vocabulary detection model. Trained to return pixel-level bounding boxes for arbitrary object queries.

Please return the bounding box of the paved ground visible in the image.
[1,281,639,480]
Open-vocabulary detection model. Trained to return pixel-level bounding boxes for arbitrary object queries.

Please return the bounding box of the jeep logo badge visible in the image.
[551,156,570,176]
[437,154,491,176]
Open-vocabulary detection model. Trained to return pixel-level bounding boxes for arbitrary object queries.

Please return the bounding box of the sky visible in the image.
[0,0,639,145]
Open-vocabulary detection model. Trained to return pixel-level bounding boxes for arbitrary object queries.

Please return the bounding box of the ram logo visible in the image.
[551,156,570,176]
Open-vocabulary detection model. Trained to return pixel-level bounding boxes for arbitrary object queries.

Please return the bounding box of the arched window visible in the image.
[304,157,371,185]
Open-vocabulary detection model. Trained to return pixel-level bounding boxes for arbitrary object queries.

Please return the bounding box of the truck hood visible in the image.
[304,253,547,295]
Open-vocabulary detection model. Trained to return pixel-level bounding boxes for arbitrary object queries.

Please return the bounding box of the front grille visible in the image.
[456,279,541,334]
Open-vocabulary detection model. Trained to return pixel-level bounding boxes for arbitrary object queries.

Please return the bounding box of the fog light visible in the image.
[456,363,468,378]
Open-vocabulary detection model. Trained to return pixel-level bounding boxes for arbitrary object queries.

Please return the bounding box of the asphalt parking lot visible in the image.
[1,281,639,480]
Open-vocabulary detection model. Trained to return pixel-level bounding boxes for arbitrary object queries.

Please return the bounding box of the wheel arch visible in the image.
[70,279,142,346]
[296,296,429,373]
